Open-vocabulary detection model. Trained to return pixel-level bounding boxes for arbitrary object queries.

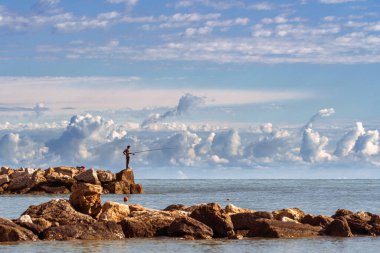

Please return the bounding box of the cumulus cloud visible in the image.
[142,93,206,126]
[300,127,332,162]
[319,0,365,4]
[305,108,335,129]
[210,129,241,161]
[354,130,379,156]
[334,122,365,157]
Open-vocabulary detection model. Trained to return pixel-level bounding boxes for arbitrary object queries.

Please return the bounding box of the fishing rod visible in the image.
[133,147,177,154]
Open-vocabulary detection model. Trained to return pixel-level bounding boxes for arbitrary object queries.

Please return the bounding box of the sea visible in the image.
[1,179,380,253]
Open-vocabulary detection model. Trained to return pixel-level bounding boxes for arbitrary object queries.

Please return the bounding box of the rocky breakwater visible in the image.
[0,166,143,195]
[2,186,380,243]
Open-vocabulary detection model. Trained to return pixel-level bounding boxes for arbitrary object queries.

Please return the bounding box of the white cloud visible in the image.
[305,108,335,129]
[320,0,365,4]
[334,122,366,157]
[106,0,139,5]
[354,130,379,156]
[300,127,332,162]
[248,2,274,11]
[211,129,241,161]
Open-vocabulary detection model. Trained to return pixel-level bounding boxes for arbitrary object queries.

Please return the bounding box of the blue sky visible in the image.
[0,0,379,176]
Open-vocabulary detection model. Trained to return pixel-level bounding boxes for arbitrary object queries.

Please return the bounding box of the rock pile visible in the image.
[1,189,380,242]
[0,166,143,195]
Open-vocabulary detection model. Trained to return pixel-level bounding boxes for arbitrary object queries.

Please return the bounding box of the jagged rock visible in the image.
[332,209,354,218]
[45,168,76,187]
[10,170,27,179]
[247,218,322,238]
[0,218,38,242]
[121,210,187,238]
[0,166,13,175]
[230,212,274,230]
[130,183,144,194]
[97,170,116,183]
[190,203,235,238]
[42,221,124,240]
[273,208,306,222]
[75,169,101,185]
[40,185,70,194]
[69,183,102,218]
[344,213,373,235]
[23,199,94,226]
[325,217,353,237]
[281,217,300,223]
[99,201,130,223]
[103,181,130,194]
[15,215,49,236]
[27,169,47,190]
[164,204,189,212]
[225,204,254,214]
[168,217,213,239]
[8,173,31,192]
[52,167,81,177]
[301,214,333,228]
[116,168,135,184]
[129,204,150,212]
[0,174,9,186]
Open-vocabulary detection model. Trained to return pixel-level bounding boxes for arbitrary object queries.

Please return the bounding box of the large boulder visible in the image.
[301,214,333,228]
[0,218,38,242]
[103,181,130,194]
[332,209,354,218]
[69,183,103,218]
[14,215,52,236]
[189,203,235,238]
[99,201,130,223]
[273,208,306,222]
[168,217,213,239]
[230,212,274,230]
[116,168,135,184]
[27,169,47,190]
[130,183,144,194]
[75,169,101,185]
[247,218,322,238]
[52,166,81,177]
[325,217,353,237]
[164,204,189,212]
[42,221,124,240]
[121,210,187,238]
[344,213,373,235]
[45,168,76,187]
[23,199,94,226]
[0,174,10,186]
[7,173,30,192]
[97,170,116,183]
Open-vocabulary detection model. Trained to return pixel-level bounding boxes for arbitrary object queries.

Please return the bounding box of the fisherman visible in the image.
[123,145,135,169]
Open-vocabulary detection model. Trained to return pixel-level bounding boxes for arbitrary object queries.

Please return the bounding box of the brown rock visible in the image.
[130,183,144,194]
[0,218,38,242]
[273,208,306,222]
[129,204,149,212]
[168,217,213,239]
[332,209,354,218]
[99,201,130,223]
[247,219,322,238]
[225,204,254,214]
[42,221,124,240]
[40,185,70,194]
[52,167,80,177]
[27,169,47,190]
[97,170,116,183]
[230,212,274,230]
[301,214,333,228]
[15,215,49,236]
[0,174,10,186]
[121,210,187,238]
[116,168,135,184]
[75,168,101,185]
[23,199,94,226]
[45,168,76,187]
[0,167,13,175]
[190,203,235,238]
[325,217,353,237]
[103,181,130,194]
[164,204,188,212]
[345,213,373,235]
[7,173,30,192]
[69,183,103,218]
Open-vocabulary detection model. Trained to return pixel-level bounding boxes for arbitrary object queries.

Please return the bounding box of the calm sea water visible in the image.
[1,179,380,252]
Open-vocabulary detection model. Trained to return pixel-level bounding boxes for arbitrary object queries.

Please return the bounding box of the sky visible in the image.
[0,0,379,178]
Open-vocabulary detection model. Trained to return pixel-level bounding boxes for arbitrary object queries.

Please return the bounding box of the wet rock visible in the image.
[164,204,188,212]
[75,169,101,185]
[345,213,373,235]
[116,168,135,184]
[190,203,235,238]
[130,183,144,194]
[40,185,70,194]
[121,210,187,238]
[230,212,274,230]
[273,208,306,222]
[69,183,102,218]
[15,215,49,236]
[97,170,116,183]
[301,214,333,228]
[42,221,124,240]
[0,218,38,242]
[0,174,10,186]
[325,217,353,237]
[168,217,213,239]
[23,199,94,226]
[225,204,254,214]
[99,201,130,223]
[247,219,322,238]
